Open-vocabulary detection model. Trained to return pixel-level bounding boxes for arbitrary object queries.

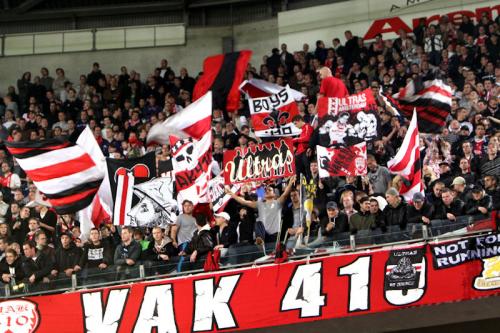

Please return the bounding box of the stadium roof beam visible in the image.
[0,1,185,22]
[188,0,256,8]
[14,0,46,14]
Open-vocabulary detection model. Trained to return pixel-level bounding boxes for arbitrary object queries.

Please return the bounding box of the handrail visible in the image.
[3,215,496,299]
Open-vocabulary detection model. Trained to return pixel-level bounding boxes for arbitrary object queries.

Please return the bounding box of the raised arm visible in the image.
[225,187,258,209]
[278,175,297,206]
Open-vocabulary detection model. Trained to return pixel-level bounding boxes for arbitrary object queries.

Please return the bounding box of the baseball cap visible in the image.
[439,161,450,167]
[471,185,483,193]
[214,212,231,221]
[326,201,338,210]
[412,192,425,203]
[451,177,466,186]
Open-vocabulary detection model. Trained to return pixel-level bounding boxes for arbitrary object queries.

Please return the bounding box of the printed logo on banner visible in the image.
[208,175,241,213]
[384,248,426,305]
[473,256,500,291]
[223,139,295,184]
[0,300,40,333]
[317,142,367,177]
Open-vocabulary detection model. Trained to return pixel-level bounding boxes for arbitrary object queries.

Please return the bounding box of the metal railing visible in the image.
[1,214,497,299]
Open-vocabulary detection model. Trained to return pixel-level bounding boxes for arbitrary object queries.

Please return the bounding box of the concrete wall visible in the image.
[0,18,278,94]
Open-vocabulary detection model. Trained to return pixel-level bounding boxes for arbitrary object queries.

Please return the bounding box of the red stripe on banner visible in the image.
[414,85,452,98]
[91,195,111,227]
[182,115,212,139]
[192,54,225,102]
[7,142,72,156]
[49,187,98,208]
[27,153,96,182]
[389,128,418,173]
[227,50,252,112]
[119,173,130,226]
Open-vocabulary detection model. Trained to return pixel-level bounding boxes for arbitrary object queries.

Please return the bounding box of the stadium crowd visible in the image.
[0,12,499,293]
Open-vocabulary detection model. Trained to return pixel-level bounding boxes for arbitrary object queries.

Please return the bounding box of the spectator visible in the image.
[283,189,304,248]
[464,185,493,220]
[181,215,214,266]
[114,226,141,278]
[227,176,296,243]
[383,188,408,231]
[52,233,82,278]
[0,248,24,290]
[213,212,237,249]
[171,200,197,252]
[292,115,313,178]
[451,176,470,202]
[483,175,499,210]
[367,154,392,195]
[317,67,349,98]
[431,188,465,222]
[79,228,113,273]
[144,226,177,263]
[350,197,375,233]
[22,240,52,286]
[320,201,349,239]
[407,192,433,225]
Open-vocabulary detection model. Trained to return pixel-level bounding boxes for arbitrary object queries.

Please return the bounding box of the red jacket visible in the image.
[293,123,313,155]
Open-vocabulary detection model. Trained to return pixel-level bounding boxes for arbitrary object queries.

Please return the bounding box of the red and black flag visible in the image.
[193,50,252,112]
[392,76,452,133]
[5,137,104,214]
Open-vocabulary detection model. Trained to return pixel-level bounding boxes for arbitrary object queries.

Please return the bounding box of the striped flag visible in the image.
[5,137,103,214]
[393,77,451,133]
[76,127,112,234]
[147,91,213,206]
[387,109,424,202]
[239,79,305,101]
[193,51,252,112]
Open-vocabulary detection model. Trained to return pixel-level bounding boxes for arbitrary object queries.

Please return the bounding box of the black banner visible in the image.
[384,248,424,291]
[431,233,500,269]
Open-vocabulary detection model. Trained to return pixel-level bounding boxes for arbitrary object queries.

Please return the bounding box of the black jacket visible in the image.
[213,225,237,248]
[80,241,114,268]
[383,200,408,229]
[320,212,349,237]
[187,228,214,257]
[406,202,434,224]
[0,257,25,282]
[432,199,465,220]
[22,251,53,282]
[465,194,493,217]
[144,240,178,261]
[114,240,141,266]
[54,244,82,271]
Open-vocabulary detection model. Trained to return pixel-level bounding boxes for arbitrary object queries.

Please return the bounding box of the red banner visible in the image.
[317,88,377,118]
[317,142,367,177]
[2,241,499,333]
[223,138,295,184]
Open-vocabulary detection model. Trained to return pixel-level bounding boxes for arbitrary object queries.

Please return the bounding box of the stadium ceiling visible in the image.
[0,0,338,30]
